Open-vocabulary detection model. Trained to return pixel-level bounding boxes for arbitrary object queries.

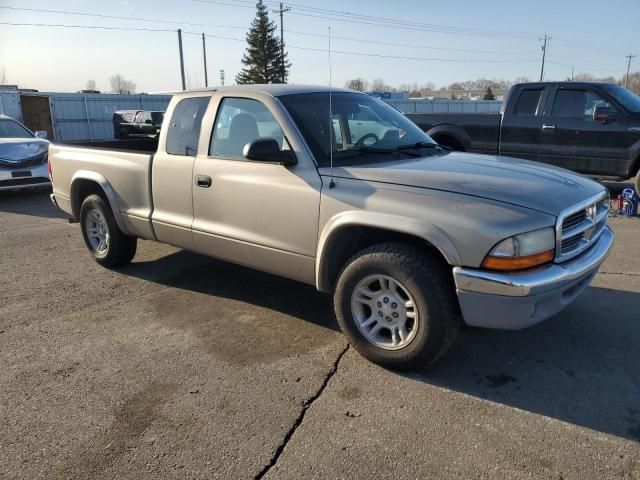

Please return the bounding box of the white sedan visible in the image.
[0,115,51,191]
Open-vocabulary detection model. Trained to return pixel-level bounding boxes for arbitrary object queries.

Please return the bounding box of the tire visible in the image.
[334,242,461,370]
[79,194,137,268]
[635,173,640,197]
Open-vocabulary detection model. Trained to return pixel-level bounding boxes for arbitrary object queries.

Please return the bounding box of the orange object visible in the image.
[482,249,554,271]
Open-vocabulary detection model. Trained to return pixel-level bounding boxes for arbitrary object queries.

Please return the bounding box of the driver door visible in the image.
[191,94,322,283]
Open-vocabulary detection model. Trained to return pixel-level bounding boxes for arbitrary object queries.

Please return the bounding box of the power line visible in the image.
[192,0,537,38]
[0,5,534,56]
[0,22,175,32]
[1,22,540,64]
[227,0,539,38]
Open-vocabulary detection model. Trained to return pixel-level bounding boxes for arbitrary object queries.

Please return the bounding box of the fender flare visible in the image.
[70,170,127,232]
[315,211,461,292]
[427,124,471,151]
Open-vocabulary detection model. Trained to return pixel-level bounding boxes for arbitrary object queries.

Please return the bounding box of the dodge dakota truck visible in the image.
[407,81,640,194]
[49,85,614,370]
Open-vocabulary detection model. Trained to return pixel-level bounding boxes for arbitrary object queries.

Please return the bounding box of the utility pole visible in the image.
[571,66,574,81]
[539,34,551,82]
[202,33,209,87]
[273,2,290,83]
[177,29,186,91]
[625,54,636,87]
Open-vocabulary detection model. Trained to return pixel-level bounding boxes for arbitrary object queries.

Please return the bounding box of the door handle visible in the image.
[196,175,212,188]
[542,124,556,131]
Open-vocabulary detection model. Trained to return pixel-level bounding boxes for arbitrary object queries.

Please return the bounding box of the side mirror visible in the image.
[594,106,617,123]
[34,130,48,139]
[144,119,153,124]
[243,138,297,166]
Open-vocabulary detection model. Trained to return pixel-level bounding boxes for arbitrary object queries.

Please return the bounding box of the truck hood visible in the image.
[319,151,605,215]
[0,138,49,162]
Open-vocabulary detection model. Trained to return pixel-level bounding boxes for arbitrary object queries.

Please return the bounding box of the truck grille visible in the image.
[556,193,608,262]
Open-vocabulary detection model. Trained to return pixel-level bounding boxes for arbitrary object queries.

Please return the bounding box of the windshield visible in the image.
[602,84,640,113]
[279,92,436,165]
[0,119,33,139]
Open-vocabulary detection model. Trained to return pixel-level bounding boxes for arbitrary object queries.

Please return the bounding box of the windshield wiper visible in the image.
[350,146,422,158]
[396,141,440,151]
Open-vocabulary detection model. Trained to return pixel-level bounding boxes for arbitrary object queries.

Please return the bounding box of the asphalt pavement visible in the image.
[1,190,638,479]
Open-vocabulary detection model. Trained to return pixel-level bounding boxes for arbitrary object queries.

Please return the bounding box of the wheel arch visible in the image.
[316,211,461,293]
[426,124,470,151]
[70,171,126,232]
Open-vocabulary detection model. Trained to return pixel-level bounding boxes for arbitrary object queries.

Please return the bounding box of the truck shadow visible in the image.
[410,285,640,443]
[123,249,639,442]
[0,189,66,219]
[121,249,339,334]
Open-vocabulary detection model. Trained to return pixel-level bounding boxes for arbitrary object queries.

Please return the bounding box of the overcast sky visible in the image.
[0,0,637,93]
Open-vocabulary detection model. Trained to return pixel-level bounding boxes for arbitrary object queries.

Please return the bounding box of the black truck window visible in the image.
[514,89,542,115]
[166,97,210,157]
[552,89,614,121]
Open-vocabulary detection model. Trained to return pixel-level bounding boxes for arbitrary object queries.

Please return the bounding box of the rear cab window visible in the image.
[514,89,543,115]
[166,97,210,156]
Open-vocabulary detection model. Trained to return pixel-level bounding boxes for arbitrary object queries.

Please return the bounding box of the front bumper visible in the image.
[0,163,50,191]
[452,226,614,329]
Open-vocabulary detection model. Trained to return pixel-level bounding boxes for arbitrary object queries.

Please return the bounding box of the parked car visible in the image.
[0,115,51,192]
[406,82,640,193]
[112,110,165,139]
[49,85,613,370]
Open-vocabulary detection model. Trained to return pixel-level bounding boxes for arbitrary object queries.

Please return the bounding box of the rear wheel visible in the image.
[79,194,137,267]
[334,242,460,370]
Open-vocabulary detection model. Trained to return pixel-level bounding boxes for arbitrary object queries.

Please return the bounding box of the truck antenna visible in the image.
[328,26,335,189]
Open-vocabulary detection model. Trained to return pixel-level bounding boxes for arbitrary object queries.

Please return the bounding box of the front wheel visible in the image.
[334,243,460,370]
[79,194,137,268]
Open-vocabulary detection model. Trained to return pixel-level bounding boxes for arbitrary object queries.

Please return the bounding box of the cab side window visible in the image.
[210,97,285,159]
[166,97,210,156]
[551,89,615,122]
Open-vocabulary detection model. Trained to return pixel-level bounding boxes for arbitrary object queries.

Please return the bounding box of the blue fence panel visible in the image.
[384,98,501,114]
[46,93,173,142]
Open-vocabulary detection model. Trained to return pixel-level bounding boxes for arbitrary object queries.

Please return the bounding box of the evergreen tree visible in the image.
[483,86,495,100]
[236,1,290,84]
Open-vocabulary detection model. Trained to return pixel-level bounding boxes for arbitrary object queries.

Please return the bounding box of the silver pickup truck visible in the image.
[49,85,614,369]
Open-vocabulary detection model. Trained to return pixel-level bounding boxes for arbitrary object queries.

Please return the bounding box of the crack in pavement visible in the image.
[255,343,350,480]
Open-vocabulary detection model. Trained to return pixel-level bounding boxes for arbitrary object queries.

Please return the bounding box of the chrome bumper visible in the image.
[452,226,614,329]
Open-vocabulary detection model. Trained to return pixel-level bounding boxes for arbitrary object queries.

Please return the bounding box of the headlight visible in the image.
[482,227,555,271]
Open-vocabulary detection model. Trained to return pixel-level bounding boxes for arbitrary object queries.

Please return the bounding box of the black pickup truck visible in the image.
[406,82,640,192]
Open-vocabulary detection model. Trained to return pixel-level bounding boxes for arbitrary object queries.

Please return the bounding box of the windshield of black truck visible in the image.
[603,85,640,113]
[279,92,437,165]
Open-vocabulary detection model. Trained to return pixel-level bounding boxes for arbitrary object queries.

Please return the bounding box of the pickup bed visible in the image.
[407,81,640,193]
[49,84,614,370]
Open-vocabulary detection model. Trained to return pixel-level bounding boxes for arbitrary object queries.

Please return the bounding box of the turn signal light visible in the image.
[482,249,554,271]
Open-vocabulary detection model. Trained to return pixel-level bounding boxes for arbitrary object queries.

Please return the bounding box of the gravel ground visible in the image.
[1,190,638,479]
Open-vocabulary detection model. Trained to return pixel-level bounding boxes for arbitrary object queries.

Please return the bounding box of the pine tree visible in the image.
[483,86,495,100]
[236,1,290,84]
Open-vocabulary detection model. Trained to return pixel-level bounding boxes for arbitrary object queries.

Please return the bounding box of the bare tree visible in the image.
[371,78,388,92]
[625,72,640,95]
[85,79,97,91]
[345,78,368,91]
[109,74,136,94]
